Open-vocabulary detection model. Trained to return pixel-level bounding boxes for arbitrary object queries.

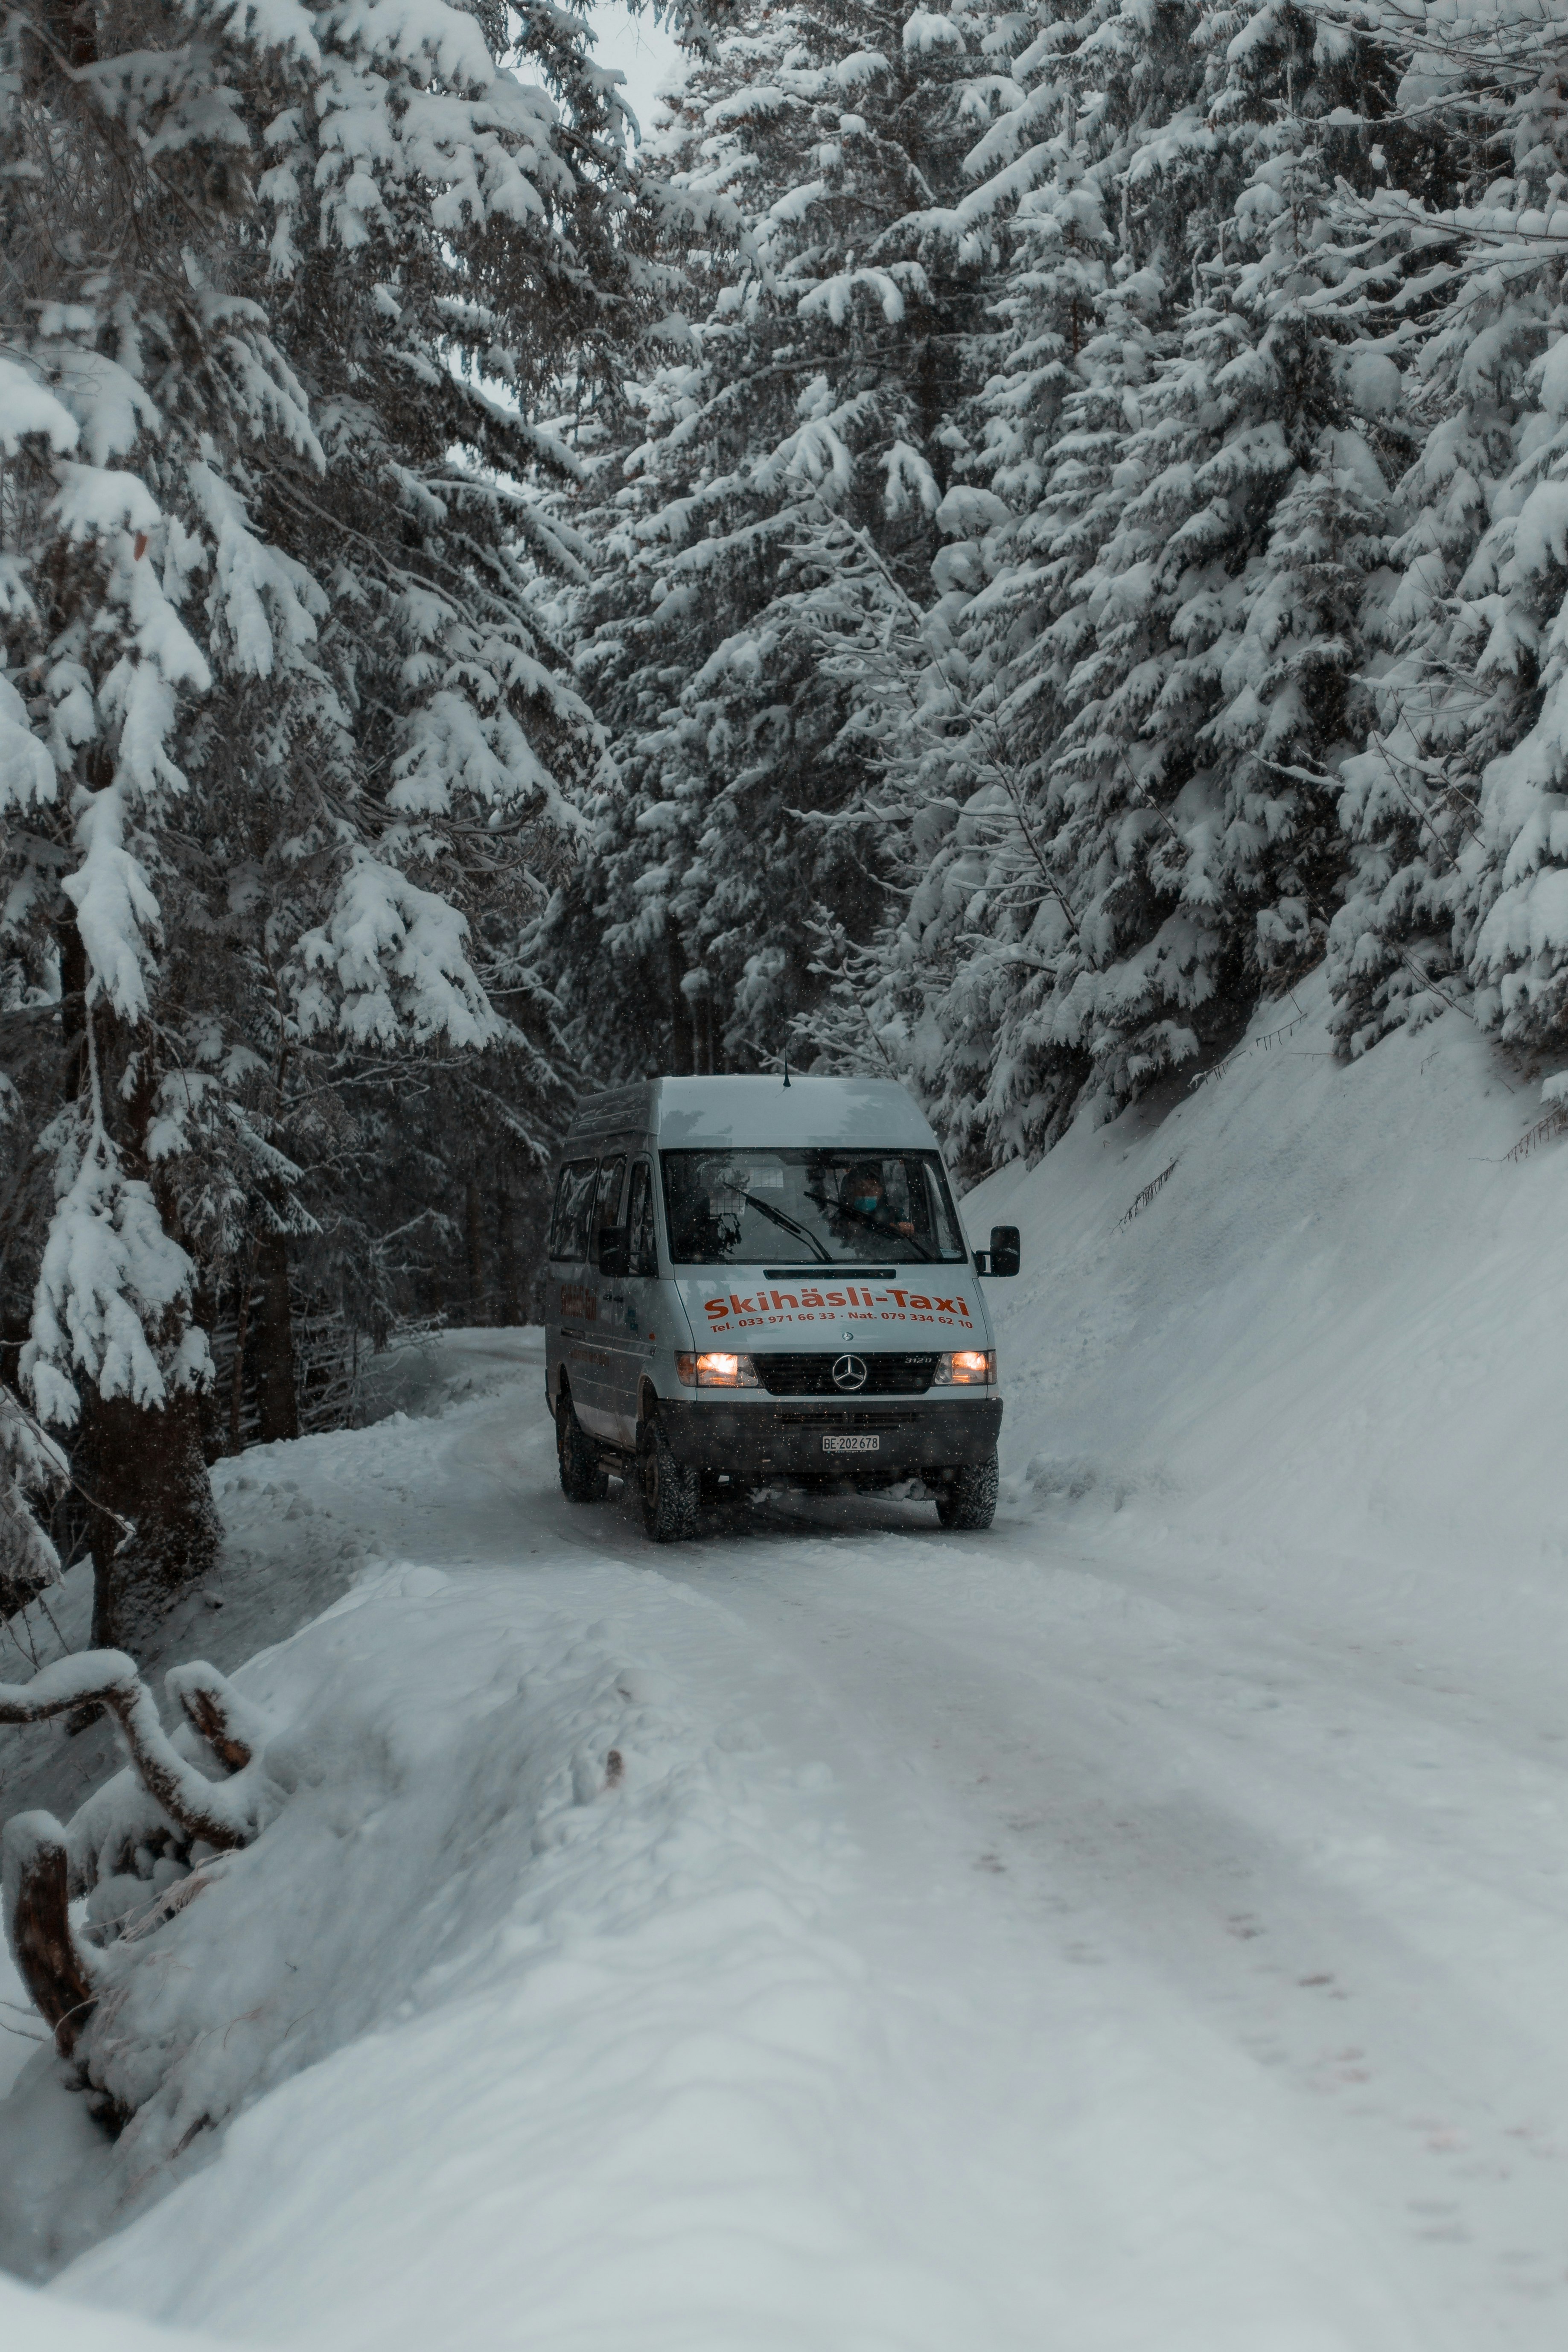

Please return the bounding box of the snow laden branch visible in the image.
[0,1383,66,1621]
[0,1652,268,1848]
[1,1654,275,2084]
[1,0,615,1645]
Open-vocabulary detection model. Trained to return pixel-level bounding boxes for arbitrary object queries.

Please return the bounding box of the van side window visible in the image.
[626,1159,658,1277]
[548,1159,599,1264]
[593,1156,627,1268]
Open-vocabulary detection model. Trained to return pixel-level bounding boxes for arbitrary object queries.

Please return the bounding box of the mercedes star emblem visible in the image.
[831,1353,868,1393]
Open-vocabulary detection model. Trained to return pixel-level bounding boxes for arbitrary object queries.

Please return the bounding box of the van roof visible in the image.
[564,1075,941,1153]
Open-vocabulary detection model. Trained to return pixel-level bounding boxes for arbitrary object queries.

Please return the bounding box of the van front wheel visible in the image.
[638,1414,700,1542]
[557,1392,607,1504]
[935,1450,998,1532]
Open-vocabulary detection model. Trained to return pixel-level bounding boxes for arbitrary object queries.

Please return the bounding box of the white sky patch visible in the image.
[592,0,687,138]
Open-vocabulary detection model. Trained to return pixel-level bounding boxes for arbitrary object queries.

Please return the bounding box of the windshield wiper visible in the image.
[839,1206,940,1261]
[731,1189,832,1263]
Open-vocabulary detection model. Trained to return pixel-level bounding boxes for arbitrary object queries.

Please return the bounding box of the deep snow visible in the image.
[4,975,1568,2346]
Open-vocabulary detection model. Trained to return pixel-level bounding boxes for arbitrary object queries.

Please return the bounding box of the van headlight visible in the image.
[676,1351,761,1388]
[933,1348,995,1386]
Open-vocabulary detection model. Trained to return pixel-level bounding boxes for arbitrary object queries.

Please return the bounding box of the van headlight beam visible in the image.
[676,1351,762,1388]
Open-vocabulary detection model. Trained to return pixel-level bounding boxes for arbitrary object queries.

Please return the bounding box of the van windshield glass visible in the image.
[660,1149,968,1266]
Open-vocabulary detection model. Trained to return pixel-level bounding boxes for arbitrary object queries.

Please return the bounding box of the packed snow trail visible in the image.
[561,1444,1568,2349]
[0,1323,1551,2350]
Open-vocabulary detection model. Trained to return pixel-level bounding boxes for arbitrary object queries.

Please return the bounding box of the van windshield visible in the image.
[660,1148,968,1267]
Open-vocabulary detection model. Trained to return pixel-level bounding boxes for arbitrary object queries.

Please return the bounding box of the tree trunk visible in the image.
[50,951,219,1652]
[228,1237,259,1453]
[667,929,694,1074]
[83,1387,222,1658]
[496,1177,522,1326]
[55,913,88,1109]
[695,986,722,1075]
[253,1235,298,1446]
[465,1163,485,1323]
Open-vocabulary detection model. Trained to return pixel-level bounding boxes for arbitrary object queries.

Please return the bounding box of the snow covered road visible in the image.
[12,1318,1564,2352]
[627,1484,1568,2349]
[670,1511,1568,2350]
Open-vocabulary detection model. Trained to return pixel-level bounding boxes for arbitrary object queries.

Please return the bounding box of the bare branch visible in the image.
[0,1653,268,1849]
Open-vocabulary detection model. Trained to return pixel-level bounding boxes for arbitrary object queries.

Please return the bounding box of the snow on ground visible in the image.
[0,2275,217,2352]
[0,1941,43,2101]
[972,964,1567,1587]
[4,974,1568,2346]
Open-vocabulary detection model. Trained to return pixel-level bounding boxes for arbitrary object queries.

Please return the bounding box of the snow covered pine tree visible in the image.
[1325,0,1568,1062]
[0,1379,64,1621]
[551,0,1024,1082]
[0,0,625,1648]
[848,0,1409,1166]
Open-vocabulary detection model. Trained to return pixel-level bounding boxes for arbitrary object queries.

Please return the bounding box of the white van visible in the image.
[543,1075,1020,1540]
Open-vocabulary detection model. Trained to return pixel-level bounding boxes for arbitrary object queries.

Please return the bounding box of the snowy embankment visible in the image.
[4,977,1568,2349]
[0,1358,908,2342]
[973,965,1565,1588]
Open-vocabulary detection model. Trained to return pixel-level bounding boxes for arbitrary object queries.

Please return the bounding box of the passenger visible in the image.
[838,1160,915,1242]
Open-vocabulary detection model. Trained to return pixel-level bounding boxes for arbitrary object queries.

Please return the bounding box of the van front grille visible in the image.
[752,1352,938,1398]
[775,1409,917,1428]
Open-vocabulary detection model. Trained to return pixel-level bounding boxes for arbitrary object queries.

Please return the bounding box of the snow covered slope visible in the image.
[5,983,1568,2349]
[973,967,1568,1588]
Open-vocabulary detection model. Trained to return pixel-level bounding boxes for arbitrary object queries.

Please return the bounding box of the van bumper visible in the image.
[656,1396,1002,1480]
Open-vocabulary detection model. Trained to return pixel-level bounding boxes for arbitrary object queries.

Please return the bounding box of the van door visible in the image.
[597,1154,661,1446]
[550,1154,601,1422]
[568,1155,625,1437]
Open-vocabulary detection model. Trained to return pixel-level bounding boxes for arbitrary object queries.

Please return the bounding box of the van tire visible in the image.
[638,1413,699,1542]
[935,1449,998,1531]
[557,1391,607,1504]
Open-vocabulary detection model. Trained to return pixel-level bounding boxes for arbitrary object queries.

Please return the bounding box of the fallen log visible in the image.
[1,1813,96,2056]
[0,1652,270,1850]
[1,1652,278,2132]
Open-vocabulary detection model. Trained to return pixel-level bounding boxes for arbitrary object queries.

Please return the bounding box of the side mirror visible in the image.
[597,1227,628,1277]
[981,1224,1020,1278]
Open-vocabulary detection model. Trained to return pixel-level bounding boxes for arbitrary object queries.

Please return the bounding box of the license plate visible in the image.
[823,1434,880,1455]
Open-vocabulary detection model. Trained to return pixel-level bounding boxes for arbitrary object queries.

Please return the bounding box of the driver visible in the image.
[839,1160,915,1240]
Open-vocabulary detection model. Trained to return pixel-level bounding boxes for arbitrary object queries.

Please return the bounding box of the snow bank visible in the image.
[972,970,1568,1592]
[6,1335,1129,2350]
[9,1496,1037,2349]
[1,1556,867,2303]
[0,2275,216,2352]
